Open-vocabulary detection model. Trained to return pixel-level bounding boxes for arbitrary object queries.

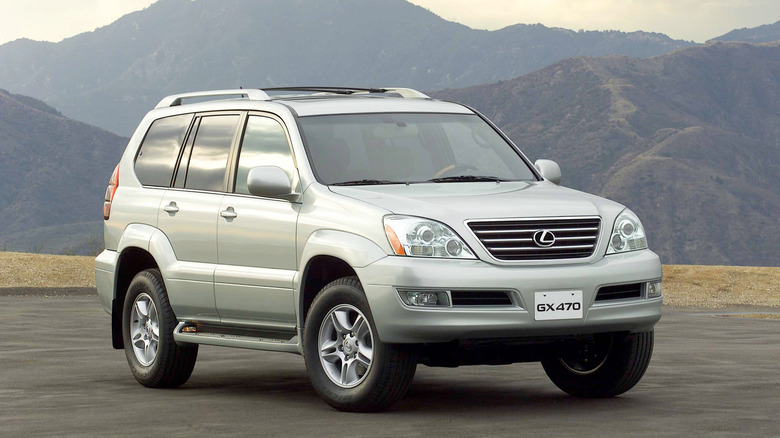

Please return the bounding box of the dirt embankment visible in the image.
[0,252,777,309]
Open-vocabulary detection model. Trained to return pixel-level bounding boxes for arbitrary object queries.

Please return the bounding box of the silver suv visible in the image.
[95,87,662,412]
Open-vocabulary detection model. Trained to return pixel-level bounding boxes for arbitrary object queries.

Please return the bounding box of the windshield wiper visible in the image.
[426,175,505,183]
[331,179,404,186]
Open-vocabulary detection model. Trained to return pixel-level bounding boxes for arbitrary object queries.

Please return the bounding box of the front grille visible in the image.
[596,283,643,301]
[451,291,513,306]
[467,217,601,261]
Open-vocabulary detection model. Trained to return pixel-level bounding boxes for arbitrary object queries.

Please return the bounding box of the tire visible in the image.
[122,269,198,388]
[303,276,417,412]
[542,331,653,398]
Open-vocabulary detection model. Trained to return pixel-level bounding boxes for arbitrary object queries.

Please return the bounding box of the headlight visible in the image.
[606,209,648,254]
[383,216,476,259]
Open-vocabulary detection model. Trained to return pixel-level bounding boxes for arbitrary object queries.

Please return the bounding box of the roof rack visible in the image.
[154,86,429,108]
[155,89,270,108]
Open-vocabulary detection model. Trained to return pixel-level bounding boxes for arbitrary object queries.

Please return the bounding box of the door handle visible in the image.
[163,202,179,214]
[220,207,238,219]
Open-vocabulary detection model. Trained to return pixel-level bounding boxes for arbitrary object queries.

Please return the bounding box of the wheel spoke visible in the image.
[320,339,342,363]
[149,340,158,359]
[148,304,157,325]
[150,320,160,339]
[135,299,149,318]
[330,311,349,335]
[131,326,144,343]
[356,351,371,368]
[352,314,366,336]
[340,358,361,386]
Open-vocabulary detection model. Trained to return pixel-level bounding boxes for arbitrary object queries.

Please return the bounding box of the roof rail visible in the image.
[154,86,430,109]
[379,88,430,99]
[155,89,270,108]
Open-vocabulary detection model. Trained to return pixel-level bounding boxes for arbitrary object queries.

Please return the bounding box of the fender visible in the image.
[294,230,388,328]
[116,224,216,315]
[116,223,157,257]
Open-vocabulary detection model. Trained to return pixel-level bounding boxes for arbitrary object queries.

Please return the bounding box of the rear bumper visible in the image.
[355,250,662,343]
[95,249,118,315]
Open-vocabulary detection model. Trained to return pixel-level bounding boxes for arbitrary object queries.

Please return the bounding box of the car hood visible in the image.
[329,181,623,223]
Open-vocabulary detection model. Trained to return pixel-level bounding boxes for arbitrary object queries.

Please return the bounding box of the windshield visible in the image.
[298,113,538,185]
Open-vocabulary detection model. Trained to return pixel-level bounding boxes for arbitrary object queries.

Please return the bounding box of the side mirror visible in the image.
[247,166,296,199]
[534,159,562,185]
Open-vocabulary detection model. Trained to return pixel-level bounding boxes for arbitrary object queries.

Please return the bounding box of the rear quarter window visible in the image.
[134,114,193,187]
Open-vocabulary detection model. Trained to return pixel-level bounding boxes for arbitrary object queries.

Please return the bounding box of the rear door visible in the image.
[157,113,241,321]
[215,113,300,328]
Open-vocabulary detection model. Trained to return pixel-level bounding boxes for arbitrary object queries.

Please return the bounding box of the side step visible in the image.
[173,322,300,354]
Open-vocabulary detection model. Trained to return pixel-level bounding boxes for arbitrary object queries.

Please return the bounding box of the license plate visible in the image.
[534,291,583,321]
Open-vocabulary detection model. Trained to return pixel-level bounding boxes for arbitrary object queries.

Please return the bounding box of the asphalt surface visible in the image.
[1,294,778,437]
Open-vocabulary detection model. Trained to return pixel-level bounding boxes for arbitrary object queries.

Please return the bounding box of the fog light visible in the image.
[399,290,450,307]
[647,281,662,298]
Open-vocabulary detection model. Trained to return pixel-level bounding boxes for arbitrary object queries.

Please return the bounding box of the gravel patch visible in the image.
[0,252,777,309]
[0,251,95,288]
[662,265,779,309]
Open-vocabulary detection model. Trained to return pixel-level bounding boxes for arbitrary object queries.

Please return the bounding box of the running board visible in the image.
[173,322,300,354]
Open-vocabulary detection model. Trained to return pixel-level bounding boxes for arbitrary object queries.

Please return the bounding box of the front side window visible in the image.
[134,114,193,187]
[183,115,239,191]
[234,116,295,195]
[298,113,537,185]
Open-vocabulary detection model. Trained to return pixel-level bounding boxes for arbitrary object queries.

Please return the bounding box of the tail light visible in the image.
[103,164,119,220]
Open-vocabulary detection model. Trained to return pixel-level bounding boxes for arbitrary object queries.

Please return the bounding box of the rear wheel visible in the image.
[122,269,198,388]
[542,331,653,397]
[303,276,417,412]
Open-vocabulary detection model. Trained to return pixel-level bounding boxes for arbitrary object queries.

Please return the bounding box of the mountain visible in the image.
[709,20,780,43]
[432,42,780,267]
[0,90,127,254]
[0,0,693,135]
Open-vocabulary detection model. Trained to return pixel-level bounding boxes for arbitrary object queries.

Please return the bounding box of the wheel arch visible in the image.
[111,224,175,349]
[296,230,388,334]
[112,246,159,349]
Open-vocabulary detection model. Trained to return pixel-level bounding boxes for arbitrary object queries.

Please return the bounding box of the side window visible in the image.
[134,114,193,187]
[234,116,295,195]
[183,115,240,192]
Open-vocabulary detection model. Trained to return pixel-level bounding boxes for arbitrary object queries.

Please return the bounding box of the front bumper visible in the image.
[355,249,662,343]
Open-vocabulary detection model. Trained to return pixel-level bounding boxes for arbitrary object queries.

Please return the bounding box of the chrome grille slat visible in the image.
[468,217,601,261]
[490,244,595,252]
[483,236,591,243]
[474,227,599,234]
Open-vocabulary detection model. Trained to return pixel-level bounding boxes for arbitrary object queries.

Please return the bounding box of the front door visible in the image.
[215,114,300,328]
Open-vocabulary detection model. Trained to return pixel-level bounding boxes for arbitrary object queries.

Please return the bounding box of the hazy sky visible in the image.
[0,0,777,46]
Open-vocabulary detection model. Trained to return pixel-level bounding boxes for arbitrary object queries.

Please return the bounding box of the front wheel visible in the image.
[542,331,654,398]
[303,277,417,412]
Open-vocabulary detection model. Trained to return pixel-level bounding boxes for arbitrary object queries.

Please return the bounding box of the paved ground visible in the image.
[1,294,778,437]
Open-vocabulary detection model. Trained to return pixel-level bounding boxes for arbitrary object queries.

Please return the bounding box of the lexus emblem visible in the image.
[532,230,556,247]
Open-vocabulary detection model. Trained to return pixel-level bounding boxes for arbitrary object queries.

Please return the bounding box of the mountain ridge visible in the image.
[0,0,694,135]
[708,20,780,43]
[432,41,780,266]
[0,90,127,253]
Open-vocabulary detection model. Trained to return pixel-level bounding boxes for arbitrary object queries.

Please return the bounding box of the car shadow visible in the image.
[171,364,644,415]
